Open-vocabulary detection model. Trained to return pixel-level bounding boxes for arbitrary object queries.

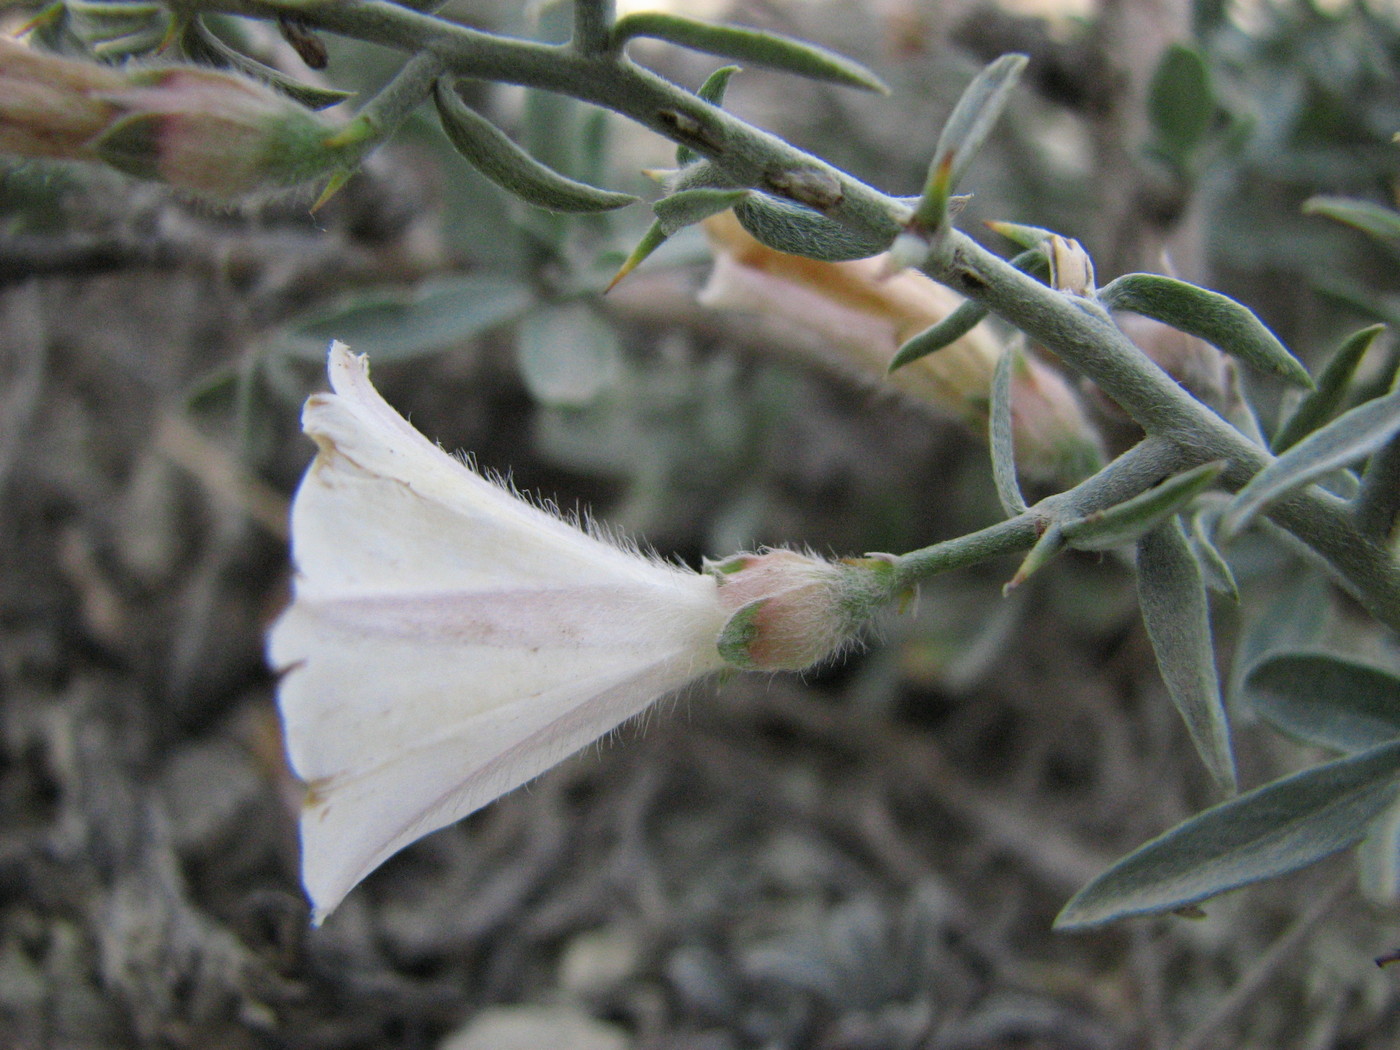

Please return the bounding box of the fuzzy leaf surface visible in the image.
[1136,518,1235,791]
[1100,273,1310,388]
[613,13,886,92]
[1056,740,1400,928]
[1223,382,1400,536]
[434,81,637,213]
[1246,652,1400,754]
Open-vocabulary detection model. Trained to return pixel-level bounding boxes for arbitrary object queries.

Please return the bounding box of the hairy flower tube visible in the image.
[0,37,348,198]
[700,212,1104,484]
[269,343,894,922]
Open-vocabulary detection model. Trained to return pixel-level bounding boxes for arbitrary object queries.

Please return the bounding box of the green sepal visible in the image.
[181,17,352,109]
[715,600,764,669]
[677,65,740,165]
[912,54,1027,231]
[1061,460,1226,552]
[1303,196,1400,242]
[1272,324,1385,452]
[654,186,752,235]
[433,79,637,214]
[1099,273,1312,388]
[613,12,886,93]
[92,113,164,181]
[1055,739,1400,929]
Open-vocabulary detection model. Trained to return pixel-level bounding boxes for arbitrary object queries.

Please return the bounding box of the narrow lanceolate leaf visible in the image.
[1054,740,1400,929]
[1147,43,1215,166]
[1273,324,1385,452]
[182,19,352,109]
[605,220,669,292]
[1222,383,1400,538]
[1358,793,1400,903]
[990,343,1028,516]
[1062,461,1226,552]
[1303,196,1400,242]
[913,54,1028,230]
[677,65,740,164]
[1188,509,1238,602]
[433,81,637,213]
[654,186,752,235]
[612,12,886,93]
[985,220,1057,250]
[1005,521,1065,592]
[1246,652,1400,754]
[1099,273,1311,388]
[1136,518,1235,792]
[889,247,1046,372]
[734,193,890,262]
[890,302,989,372]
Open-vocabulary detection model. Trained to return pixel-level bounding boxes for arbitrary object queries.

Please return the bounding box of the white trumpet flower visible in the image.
[269,343,898,923]
[268,343,738,922]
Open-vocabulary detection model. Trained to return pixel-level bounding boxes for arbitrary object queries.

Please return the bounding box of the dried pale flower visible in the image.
[699,212,1104,484]
[0,38,347,197]
[269,343,891,922]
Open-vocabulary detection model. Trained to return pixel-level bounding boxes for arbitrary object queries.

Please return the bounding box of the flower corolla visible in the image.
[269,343,890,922]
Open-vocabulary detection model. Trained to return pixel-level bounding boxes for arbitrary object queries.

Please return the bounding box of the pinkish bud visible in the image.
[709,550,897,671]
[95,67,347,198]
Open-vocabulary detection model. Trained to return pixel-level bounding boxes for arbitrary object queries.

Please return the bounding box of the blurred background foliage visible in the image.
[3,0,1400,1046]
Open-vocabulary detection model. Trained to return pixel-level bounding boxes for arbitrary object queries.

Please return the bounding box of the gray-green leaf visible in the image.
[1272,324,1385,452]
[1303,196,1400,242]
[913,54,1027,230]
[1222,382,1400,537]
[1055,740,1400,928]
[734,193,890,261]
[990,342,1028,516]
[278,275,534,362]
[677,65,741,164]
[433,80,637,213]
[654,186,752,235]
[1136,517,1235,791]
[1100,273,1311,388]
[613,12,886,93]
[1062,461,1225,552]
[1246,652,1400,754]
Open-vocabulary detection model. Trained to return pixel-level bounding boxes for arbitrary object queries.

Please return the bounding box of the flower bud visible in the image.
[0,39,348,198]
[95,67,348,198]
[709,549,896,671]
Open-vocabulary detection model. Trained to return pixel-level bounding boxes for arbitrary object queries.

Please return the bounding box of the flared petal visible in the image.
[269,343,730,921]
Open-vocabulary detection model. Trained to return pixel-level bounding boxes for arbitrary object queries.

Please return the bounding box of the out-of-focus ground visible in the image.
[2,0,1399,1047]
